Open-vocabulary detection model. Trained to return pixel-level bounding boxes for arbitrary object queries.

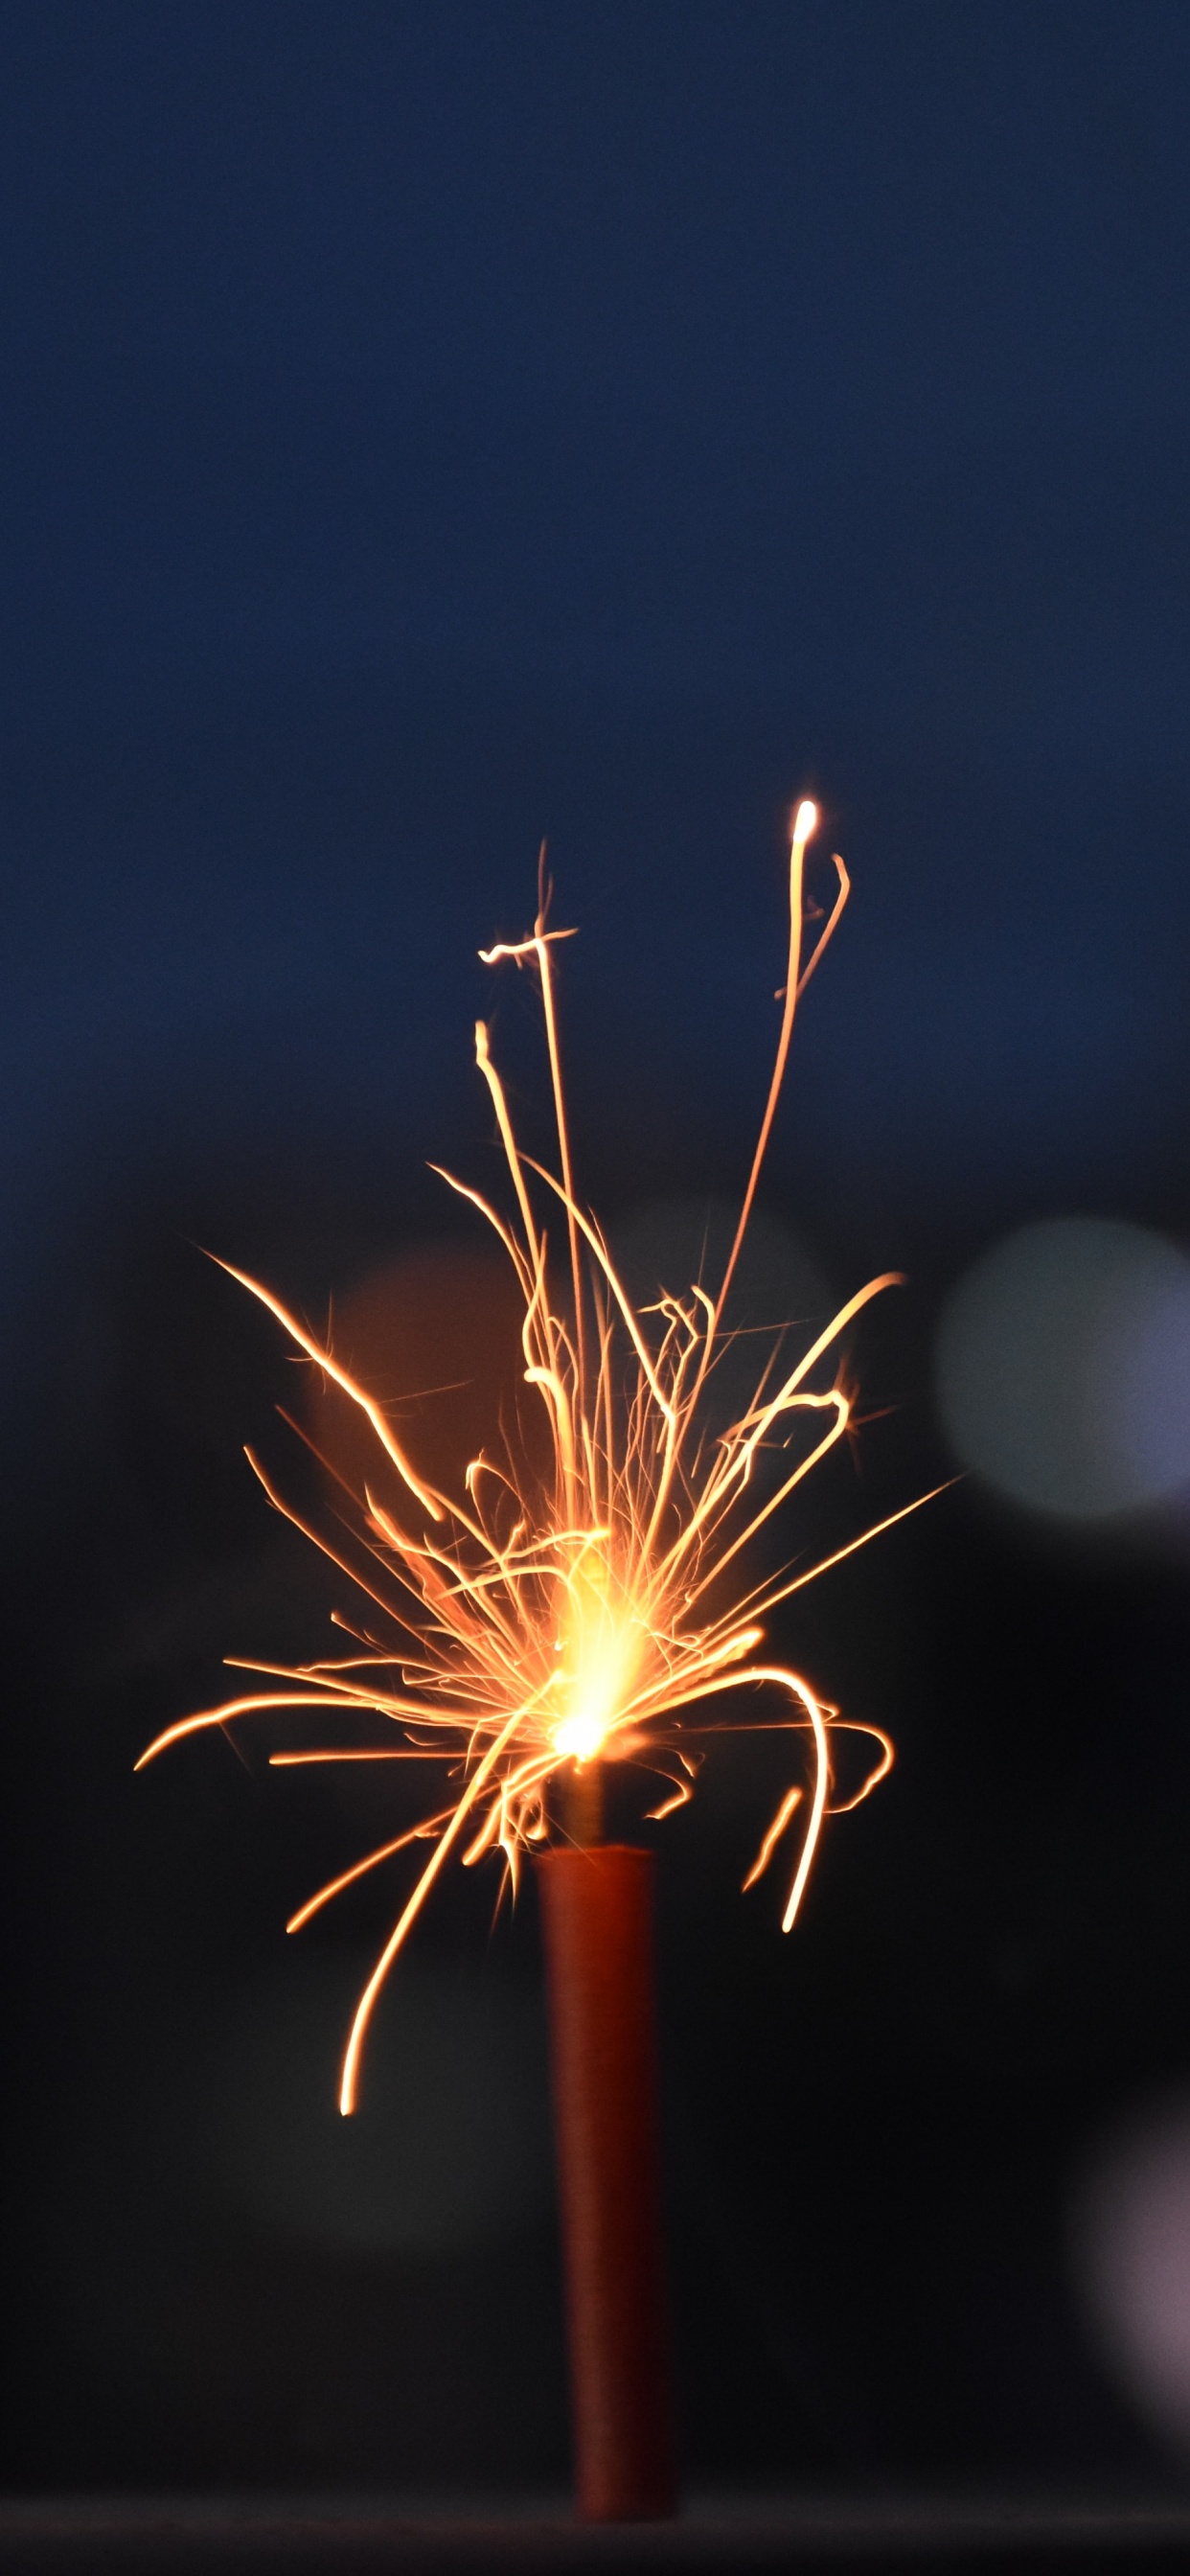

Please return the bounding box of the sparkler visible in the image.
[138,797,923,2084]
[137,800,932,2512]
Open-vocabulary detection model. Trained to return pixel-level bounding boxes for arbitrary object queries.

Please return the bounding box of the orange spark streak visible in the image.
[285,1811,456,1932]
[742,1785,804,1892]
[138,806,932,2111]
[267,1749,447,1764]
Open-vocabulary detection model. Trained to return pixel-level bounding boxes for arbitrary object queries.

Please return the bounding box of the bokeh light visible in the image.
[1070,2096,1190,2452]
[935,1217,1190,1521]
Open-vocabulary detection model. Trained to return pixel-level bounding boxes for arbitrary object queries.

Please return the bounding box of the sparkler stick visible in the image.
[137,800,936,2516]
[538,1836,675,2520]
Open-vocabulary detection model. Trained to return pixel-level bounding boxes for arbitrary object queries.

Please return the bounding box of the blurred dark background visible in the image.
[3,0,1190,2508]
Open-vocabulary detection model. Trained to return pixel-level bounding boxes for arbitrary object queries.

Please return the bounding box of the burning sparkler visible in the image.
[137,799,926,2120]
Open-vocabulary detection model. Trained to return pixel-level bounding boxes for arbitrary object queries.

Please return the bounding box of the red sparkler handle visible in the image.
[537,1844,677,2522]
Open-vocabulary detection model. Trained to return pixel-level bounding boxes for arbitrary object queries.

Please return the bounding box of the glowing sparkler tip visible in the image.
[791,798,818,844]
[553,1718,607,1764]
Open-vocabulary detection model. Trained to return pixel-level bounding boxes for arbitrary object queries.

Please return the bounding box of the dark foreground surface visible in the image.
[4,2498,1190,2575]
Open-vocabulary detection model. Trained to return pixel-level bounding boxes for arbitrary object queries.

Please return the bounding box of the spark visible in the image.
[138,808,928,2112]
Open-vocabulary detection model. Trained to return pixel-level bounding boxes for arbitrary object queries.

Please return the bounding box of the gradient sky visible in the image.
[2,0,1188,1306]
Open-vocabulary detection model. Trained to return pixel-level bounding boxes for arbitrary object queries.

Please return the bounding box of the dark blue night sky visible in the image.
[3,0,1189,1318]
